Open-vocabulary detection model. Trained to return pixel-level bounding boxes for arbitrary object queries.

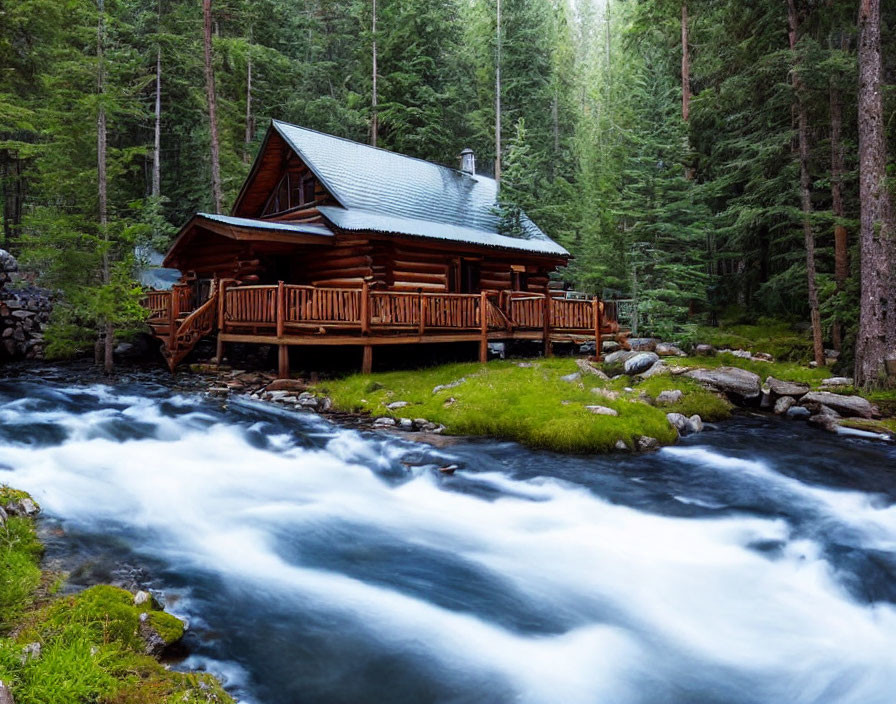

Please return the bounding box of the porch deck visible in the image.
[144,280,619,376]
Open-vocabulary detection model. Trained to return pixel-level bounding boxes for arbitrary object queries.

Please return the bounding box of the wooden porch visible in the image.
[144,280,619,376]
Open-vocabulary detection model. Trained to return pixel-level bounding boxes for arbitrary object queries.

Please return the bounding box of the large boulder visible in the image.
[694,344,716,356]
[765,376,810,398]
[773,396,795,415]
[685,366,762,400]
[800,391,874,418]
[628,337,657,351]
[624,352,660,375]
[604,349,637,366]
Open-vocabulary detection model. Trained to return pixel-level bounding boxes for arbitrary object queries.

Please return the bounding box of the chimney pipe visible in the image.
[459,148,475,175]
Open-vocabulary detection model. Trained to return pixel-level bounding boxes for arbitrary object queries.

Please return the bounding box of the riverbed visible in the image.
[1,373,895,703]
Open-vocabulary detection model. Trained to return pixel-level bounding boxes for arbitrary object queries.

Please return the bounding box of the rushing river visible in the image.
[2,375,896,703]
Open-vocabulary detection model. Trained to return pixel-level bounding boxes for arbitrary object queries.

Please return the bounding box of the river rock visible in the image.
[265,378,309,392]
[0,680,13,704]
[398,417,414,430]
[576,358,609,379]
[774,396,795,415]
[786,405,811,419]
[656,389,683,405]
[614,439,629,451]
[635,360,668,380]
[666,412,690,434]
[628,337,657,351]
[636,435,659,452]
[808,406,841,432]
[689,415,704,432]
[373,417,396,427]
[602,340,621,354]
[134,590,152,606]
[684,366,762,400]
[604,350,637,365]
[655,343,685,357]
[694,344,716,356]
[624,352,659,375]
[585,405,618,416]
[820,376,853,387]
[753,352,775,362]
[386,401,410,409]
[800,391,873,418]
[6,498,39,517]
[765,376,810,398]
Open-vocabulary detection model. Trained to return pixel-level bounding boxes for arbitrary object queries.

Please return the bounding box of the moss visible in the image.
[0,487,38,510]
[0,491,236,704]
[681,317,813,362]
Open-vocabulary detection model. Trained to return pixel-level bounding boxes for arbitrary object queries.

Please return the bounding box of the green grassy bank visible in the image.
[0,488,233,704]
[317,358,731,453]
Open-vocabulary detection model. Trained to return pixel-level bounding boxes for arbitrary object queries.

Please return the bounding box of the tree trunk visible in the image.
[152,46,161,199]
[203,0,223,214]
[855,0,894,386]
[681,3,690,122]
[494,0,502,182]
[830,39,847,352]
[370,0,377,147]
[244,47,253,164]
[97,0,113,374]
[788,0,825,367]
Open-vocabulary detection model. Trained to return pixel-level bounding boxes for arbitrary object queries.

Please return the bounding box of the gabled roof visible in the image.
[259,120,568,258]
[196,213,333,238]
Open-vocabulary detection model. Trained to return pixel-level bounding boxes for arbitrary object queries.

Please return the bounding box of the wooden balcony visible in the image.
[144,280,618,376]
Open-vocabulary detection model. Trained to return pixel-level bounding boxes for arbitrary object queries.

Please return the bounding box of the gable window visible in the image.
[262,172,316,217]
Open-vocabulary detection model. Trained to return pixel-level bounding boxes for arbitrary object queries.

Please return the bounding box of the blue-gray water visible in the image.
[2,376,896,704]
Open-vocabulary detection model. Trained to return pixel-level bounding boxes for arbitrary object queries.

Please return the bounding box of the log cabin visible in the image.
[144,120,618,376]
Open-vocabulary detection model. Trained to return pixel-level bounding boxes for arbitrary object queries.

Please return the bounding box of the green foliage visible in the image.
[0,515,43,632]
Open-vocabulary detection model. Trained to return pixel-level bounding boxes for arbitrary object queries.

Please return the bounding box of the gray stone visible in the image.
[753,352,775,362]
[688,415,704,432]
[576,358,609,379]
[694,344,716,356]
[0,505,6,528]
[808,408,840,432]
[560,372,581,383]
[666,412,691,433]
[820,376,853,387]
[800,391,873,418]
[7,498,38,517]
[656,389,683,405]
[10,310,34,319]
[604,350,637,365]
[684,366,762,399]
[634,360,668,379]
[602,340,621,354]
[636,436,660,452]
[585,405,618,416]
[773,396,796,415]
[134,590,151,606]
[373,417,396,427]
[786,405,811,419]
[614,439,629,451]
[624,352,660,375]
[432,378,467,394]
[591,388,620,401]
[759,388,773,409]
[317,397,332,413]
[628,337,657,351]
[386,401,410,409]
[655,343,685,357]
[398,417,415,430]
[0,249,18,273]
[0,680,14,704]
[765,376,810,398]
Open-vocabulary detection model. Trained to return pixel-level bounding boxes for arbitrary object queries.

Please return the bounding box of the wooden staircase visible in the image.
[159,286,219,371]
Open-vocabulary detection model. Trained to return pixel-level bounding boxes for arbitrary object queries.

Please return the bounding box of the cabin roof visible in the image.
[268,120,569,257]
[196,213,334,238]
[317,206,568,256]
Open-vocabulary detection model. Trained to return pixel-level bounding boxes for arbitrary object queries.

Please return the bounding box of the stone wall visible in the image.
[0,249,52,360]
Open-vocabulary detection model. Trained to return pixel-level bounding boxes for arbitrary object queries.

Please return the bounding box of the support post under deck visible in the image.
[362,344,373,374]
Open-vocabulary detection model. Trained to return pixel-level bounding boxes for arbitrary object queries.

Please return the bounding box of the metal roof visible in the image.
[318,206,569,256]
[271,120,568,257]
[197,213,334,237]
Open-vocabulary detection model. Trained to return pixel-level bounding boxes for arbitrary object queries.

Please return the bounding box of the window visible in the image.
[262,172,317,216]
[450,259,481,293]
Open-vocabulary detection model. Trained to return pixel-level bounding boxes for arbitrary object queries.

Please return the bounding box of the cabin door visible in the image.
[451,258,481,294]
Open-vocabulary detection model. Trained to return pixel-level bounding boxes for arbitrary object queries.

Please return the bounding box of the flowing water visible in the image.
[2,375,896,704]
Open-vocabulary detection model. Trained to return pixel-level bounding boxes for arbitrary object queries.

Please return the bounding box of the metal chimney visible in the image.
[459,148,475,175]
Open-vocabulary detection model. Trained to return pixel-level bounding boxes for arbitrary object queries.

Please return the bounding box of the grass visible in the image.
[838,418,896,438]
[670,354,833,386]
[0,490,234,704]
[681,316,813,362]
[317,358,731,453]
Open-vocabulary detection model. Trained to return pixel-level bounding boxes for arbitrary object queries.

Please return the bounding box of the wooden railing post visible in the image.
[276,281,289,378]
[361,280,371,334]
[542,289,553,357]
[169,286,180,349]
[593,296,603,362]
[215,279,226,365]
[479,290,488,363]
[418,289,426,335]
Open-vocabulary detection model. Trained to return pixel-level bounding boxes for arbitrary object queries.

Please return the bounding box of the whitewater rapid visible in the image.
[1,378,896,703]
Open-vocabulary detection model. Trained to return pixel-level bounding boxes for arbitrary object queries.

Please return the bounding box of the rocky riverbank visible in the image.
[0,486,235,704]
